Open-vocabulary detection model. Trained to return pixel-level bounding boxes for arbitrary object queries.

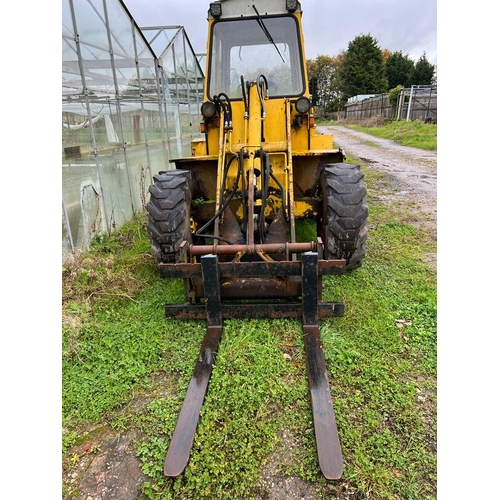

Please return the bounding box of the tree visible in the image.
[307,52,345,111]
[381,48,392,65]
[385,51,415,89]
[412,52,435,85]
[338,34,388,103]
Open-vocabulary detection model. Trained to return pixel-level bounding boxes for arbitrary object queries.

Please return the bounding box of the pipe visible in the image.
[189,241,316,256]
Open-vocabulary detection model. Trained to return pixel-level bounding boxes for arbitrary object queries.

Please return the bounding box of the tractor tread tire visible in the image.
[146,170,193,263]
[321,163,368,270]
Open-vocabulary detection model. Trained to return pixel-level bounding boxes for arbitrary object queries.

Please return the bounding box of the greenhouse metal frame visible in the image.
[62,0,204,260]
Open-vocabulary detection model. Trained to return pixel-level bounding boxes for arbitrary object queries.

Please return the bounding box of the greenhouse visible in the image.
[62,0,204,260]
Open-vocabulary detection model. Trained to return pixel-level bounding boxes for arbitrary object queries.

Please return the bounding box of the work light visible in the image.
[201,101,217,118]
[295,97,311,114]
[209,2,222,18]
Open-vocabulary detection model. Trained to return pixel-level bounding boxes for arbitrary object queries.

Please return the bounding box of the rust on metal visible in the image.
[301,252,343,479]
[163,325,223,477]
[164,254,224,477]
[303,324,344,479]
[165,302,344,320]
[162,252,345,480]
[189,241,315,256]
[159,258,345,279]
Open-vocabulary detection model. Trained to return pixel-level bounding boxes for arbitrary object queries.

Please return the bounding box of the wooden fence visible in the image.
[341,85,437,123]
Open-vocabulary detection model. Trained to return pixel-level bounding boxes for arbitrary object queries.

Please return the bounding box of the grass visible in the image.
[62,159,437,499]
[318,118,437,151]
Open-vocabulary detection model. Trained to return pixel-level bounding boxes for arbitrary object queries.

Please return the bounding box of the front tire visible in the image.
[320,163,368,270]
[146,170,193,264]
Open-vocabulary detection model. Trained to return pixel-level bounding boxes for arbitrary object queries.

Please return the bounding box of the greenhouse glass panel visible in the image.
[105,0,135,56]
[197,54,207,73]
[62,104,96,156]
[161,49,176,87]
[62,161,105,252]
[173,34,188,102]
[63,0,204,261]
[62,37,83,97]
[79,44,116,95]
[72,0,109,51]
[144,27,181,57]
[62,0,75,38]
[135,30,160,101]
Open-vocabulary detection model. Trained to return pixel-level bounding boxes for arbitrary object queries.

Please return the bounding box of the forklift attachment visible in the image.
[163,252,344,479]
[146,0,369,481]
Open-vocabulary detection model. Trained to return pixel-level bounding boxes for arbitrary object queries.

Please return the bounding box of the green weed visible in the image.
[62,162,436,499]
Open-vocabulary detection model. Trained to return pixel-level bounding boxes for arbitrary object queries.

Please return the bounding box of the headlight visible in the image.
[201,101,217,119]
[295,97,311,114]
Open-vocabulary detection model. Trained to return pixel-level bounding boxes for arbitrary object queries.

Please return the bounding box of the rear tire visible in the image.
[320,163,368,270]
[146,170,193,264]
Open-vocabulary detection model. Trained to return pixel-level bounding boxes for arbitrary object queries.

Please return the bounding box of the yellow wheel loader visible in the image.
[146,0,368,480]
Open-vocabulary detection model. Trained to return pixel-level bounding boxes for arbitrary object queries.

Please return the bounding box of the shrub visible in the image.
[388,85,404,111]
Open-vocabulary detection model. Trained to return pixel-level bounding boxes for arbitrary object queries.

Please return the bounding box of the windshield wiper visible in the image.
[252,5,285,63]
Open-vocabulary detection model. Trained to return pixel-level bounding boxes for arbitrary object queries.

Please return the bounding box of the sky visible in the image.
[123,0,437,66]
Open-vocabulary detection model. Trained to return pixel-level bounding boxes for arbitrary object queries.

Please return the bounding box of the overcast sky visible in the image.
[123,0,437,66]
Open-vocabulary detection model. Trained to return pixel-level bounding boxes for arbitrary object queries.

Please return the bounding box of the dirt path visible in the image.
[63,127,437,500]
[317,125,437,231]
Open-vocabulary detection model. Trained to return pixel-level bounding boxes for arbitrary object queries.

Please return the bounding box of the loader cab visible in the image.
[206,1,306,99]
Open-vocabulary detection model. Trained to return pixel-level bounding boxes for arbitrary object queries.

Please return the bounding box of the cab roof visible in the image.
[207,0,302,20]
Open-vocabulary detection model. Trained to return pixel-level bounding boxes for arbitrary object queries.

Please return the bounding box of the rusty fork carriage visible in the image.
[160,242,345,480]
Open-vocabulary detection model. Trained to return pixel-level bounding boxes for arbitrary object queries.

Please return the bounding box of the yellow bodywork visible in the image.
[173,0,344,238]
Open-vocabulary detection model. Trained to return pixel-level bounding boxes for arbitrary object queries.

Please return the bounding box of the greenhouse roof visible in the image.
[62,0,204,104]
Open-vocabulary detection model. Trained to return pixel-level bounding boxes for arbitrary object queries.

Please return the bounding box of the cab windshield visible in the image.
[208,15,304,99]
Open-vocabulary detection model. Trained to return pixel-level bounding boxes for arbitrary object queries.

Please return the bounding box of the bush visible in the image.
[388,85,404,111]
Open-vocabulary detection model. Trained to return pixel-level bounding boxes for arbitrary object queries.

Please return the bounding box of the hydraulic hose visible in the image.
[216,93,233,129]
[256,150,270,242]
[256,74,268,118]
[240,75,249,118]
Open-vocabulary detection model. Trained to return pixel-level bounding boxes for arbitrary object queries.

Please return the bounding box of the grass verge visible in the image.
[62,160,437,499]
[318,119,437,151]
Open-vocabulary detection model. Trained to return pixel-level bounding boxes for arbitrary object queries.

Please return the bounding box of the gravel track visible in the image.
[317,125,437,229]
